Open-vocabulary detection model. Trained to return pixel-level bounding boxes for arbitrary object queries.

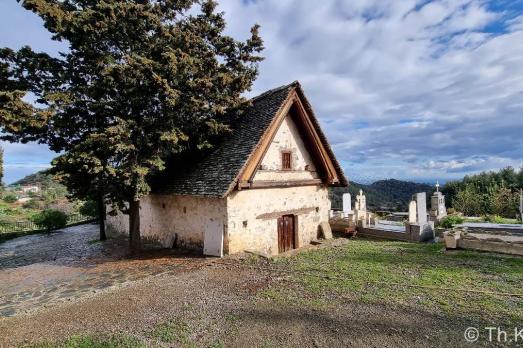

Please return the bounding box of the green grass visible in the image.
[87,239,102,245]
[262,239,523,322]
[0,201,39,224]
[462,216,521,224]
[29,334,144,348]
[151,319,193,346]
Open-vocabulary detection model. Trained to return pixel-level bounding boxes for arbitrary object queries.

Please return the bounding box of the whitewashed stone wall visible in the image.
[253,115,318,182]
[226,185,331,255]
[106,113,333,255]
[106,194,227,249]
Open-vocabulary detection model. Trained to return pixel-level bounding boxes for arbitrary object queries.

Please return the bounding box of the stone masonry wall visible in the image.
[252,115,318,182]
[226,185,331,256]
[106,195,227,250]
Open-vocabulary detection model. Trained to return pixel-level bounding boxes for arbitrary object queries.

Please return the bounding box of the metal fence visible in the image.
[0,213,94,234]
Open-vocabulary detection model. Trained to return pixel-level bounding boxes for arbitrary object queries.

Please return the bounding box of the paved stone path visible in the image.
[0,224,207,317]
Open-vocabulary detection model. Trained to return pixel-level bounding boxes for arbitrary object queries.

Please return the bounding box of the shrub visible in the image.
[22,199,43,210]
[483,214,505,224]
[79,200,99,218]
[3,194,17,203]
[32,209,68,233]
[439,215,464,228]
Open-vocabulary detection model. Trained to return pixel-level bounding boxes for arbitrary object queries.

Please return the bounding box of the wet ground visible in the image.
[0,224,208,317]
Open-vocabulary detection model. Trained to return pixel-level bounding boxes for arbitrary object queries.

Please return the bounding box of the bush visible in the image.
[79,200,99,218]
[22,199,43,210]
[439,215,465,228]
[483,214,505,224]
[3,194,18,203]
[32,209,68,233]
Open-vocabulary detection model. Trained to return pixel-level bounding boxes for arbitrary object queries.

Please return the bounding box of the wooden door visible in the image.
[278,215,295,253]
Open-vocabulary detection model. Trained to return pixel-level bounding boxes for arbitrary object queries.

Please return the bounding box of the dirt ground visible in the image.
[0,225,508,347]
[1,261,479,347]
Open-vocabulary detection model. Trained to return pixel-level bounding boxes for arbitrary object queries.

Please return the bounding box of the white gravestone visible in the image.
[342,193,352,217]
[409,200,417,223]
[414,192,427,225]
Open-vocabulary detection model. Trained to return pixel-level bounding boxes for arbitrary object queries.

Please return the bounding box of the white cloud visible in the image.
[1,0,523,184]
[219,0,523,182]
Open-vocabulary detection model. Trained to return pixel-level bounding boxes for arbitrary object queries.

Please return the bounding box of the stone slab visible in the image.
[203,221,223,257]
[319,221,333,240]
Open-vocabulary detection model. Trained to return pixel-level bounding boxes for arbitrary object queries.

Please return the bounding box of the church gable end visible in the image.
[236,87,346,191]
[252,111,319,183]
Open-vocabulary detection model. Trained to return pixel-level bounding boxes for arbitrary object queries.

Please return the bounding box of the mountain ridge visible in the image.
[330,179,435,212]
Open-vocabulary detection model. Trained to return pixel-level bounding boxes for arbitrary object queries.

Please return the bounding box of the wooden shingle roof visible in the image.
[156,81,347,198]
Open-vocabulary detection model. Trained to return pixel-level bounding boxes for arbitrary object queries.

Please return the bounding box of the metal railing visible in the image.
[0,213,94,234]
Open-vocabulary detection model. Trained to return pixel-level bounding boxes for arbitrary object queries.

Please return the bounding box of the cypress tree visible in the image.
[0,0,264,251]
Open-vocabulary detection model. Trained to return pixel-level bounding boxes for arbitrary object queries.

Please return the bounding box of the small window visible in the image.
[282,151,292,170]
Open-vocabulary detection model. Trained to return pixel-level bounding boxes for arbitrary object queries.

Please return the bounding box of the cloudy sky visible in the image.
[1,0,522,184]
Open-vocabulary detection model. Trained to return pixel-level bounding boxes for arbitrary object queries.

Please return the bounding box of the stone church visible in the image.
[106,81,347,256]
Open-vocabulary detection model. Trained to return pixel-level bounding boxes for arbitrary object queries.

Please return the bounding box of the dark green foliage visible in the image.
[442,167,523,218]
[79,200,99,218]
[0,0,264,249]
[32,209,68,233]
[330,179,434,211]
[3,193,17,203]
[439,215,464,228]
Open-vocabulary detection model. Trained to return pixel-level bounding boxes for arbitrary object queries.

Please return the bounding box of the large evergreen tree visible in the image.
[0,0,263,251]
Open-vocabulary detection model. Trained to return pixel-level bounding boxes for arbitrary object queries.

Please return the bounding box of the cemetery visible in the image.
[329,183,523,257]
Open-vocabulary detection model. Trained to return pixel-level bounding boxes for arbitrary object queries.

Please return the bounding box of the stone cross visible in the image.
[356,190,366,211]
[435,180,440,193]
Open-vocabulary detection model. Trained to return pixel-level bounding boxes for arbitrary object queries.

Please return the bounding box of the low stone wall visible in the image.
[444,229,523,256]
[357,227,411,241]
[459,238,523,256]
[459,226,523,235]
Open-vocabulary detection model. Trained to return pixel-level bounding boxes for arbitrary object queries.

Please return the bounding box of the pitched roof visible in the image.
[155,81,347,198]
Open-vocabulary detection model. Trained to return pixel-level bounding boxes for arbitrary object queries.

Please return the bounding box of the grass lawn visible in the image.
[0,201,40,224]
[22,238,523,347]
[264,238,523,323]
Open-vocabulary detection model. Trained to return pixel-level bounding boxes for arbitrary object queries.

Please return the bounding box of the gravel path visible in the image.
[0,224,208,317]
[0,225,492,347]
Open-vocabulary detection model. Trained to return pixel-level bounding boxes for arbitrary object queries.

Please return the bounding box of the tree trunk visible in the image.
[129,199,141,253]
[98,197,107,241]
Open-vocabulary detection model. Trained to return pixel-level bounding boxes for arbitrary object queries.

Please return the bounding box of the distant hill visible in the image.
[10,170,60,190]
[330,179,434,212]
[14,171,433,213]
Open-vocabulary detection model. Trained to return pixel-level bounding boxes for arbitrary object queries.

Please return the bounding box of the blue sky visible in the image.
[1,0,523,184]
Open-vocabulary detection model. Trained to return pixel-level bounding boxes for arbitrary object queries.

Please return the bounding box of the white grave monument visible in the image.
[406,192,434,242]
[342,193,352,217]
[355,190,366,211]
[430,181,447,222]
[414,192,427,225]
[408,200,417,223]
[355,190,367,222]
